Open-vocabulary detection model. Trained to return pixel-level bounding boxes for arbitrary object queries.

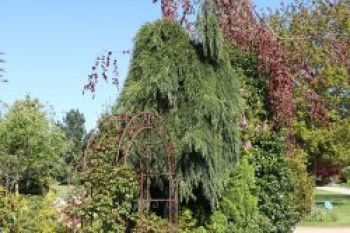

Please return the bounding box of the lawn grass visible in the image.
[299,189,350,227]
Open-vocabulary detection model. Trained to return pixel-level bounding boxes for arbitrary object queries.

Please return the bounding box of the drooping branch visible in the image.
[153,0,195,26]
[83,50,130,97]
[84,1,196,97]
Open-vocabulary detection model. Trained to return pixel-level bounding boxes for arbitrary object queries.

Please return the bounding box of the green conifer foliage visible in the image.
[115,19,243,209]
[219,158,269,233]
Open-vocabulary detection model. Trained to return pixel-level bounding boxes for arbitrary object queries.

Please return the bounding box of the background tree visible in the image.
[58,109,87,184]
[267,0,350,173]
[61,110,86,155]
[267,0,349,124]
[0,97,69,195]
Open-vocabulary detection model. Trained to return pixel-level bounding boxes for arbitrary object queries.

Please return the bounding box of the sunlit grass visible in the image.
[300,189,350,227]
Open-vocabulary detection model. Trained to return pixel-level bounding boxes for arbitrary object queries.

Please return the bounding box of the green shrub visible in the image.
[72,165,139,232]
[218,158,269,233]
[22,192,65,233]
[206,211,228,233]
[0,187,27,232]
[343,166,350,181]
[227,28,306,231]
[288,149,314,219]
[143,213,174,233]
[179,209,208,233]
[0,188,64,233]
[247,131,300,233]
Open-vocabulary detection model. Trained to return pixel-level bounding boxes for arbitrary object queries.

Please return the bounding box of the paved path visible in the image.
[316,186,350,195]
[294,227,350,233]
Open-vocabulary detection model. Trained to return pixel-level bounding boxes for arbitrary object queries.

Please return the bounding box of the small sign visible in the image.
[324,201,333,211]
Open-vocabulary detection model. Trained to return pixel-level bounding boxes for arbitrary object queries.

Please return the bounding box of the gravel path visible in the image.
[316,186,350,195]
[294,227,350,233]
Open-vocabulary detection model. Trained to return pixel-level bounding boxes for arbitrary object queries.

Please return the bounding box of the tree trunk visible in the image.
[15,174,19,195]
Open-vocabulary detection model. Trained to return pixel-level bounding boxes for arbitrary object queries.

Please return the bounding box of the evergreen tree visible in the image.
[115,19,243,213]
[268,0,350,177]
[60,109,86,164]
[58,109,87,184]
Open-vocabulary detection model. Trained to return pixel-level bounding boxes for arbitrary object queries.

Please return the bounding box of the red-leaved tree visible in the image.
[214,0,295,128]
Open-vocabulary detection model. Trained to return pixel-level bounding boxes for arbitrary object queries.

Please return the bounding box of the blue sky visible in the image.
[0,1,282,130]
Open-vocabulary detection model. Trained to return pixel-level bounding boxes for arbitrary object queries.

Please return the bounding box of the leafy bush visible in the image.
[288,149,314,219]
[22,192,65,233]
[0,187,27,231]
[211,133,311,233]
[343,166,350,181]
[206,211,228,233]
[246,131,301,233]
[0,187,64,233]
[72,165,139,232]
[142,213,174,233]
[228,30,311,231]
[179,209,208,233]
[218,158,269,233]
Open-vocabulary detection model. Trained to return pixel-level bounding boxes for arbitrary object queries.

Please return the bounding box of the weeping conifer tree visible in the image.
[115,17,243,216]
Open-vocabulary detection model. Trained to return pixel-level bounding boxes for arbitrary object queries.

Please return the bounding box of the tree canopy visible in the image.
[0,97,69,195]
[266,0,350,166]
[59,110,86,165]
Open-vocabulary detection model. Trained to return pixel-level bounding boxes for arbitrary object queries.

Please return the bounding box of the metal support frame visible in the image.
[84,112,178,232]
